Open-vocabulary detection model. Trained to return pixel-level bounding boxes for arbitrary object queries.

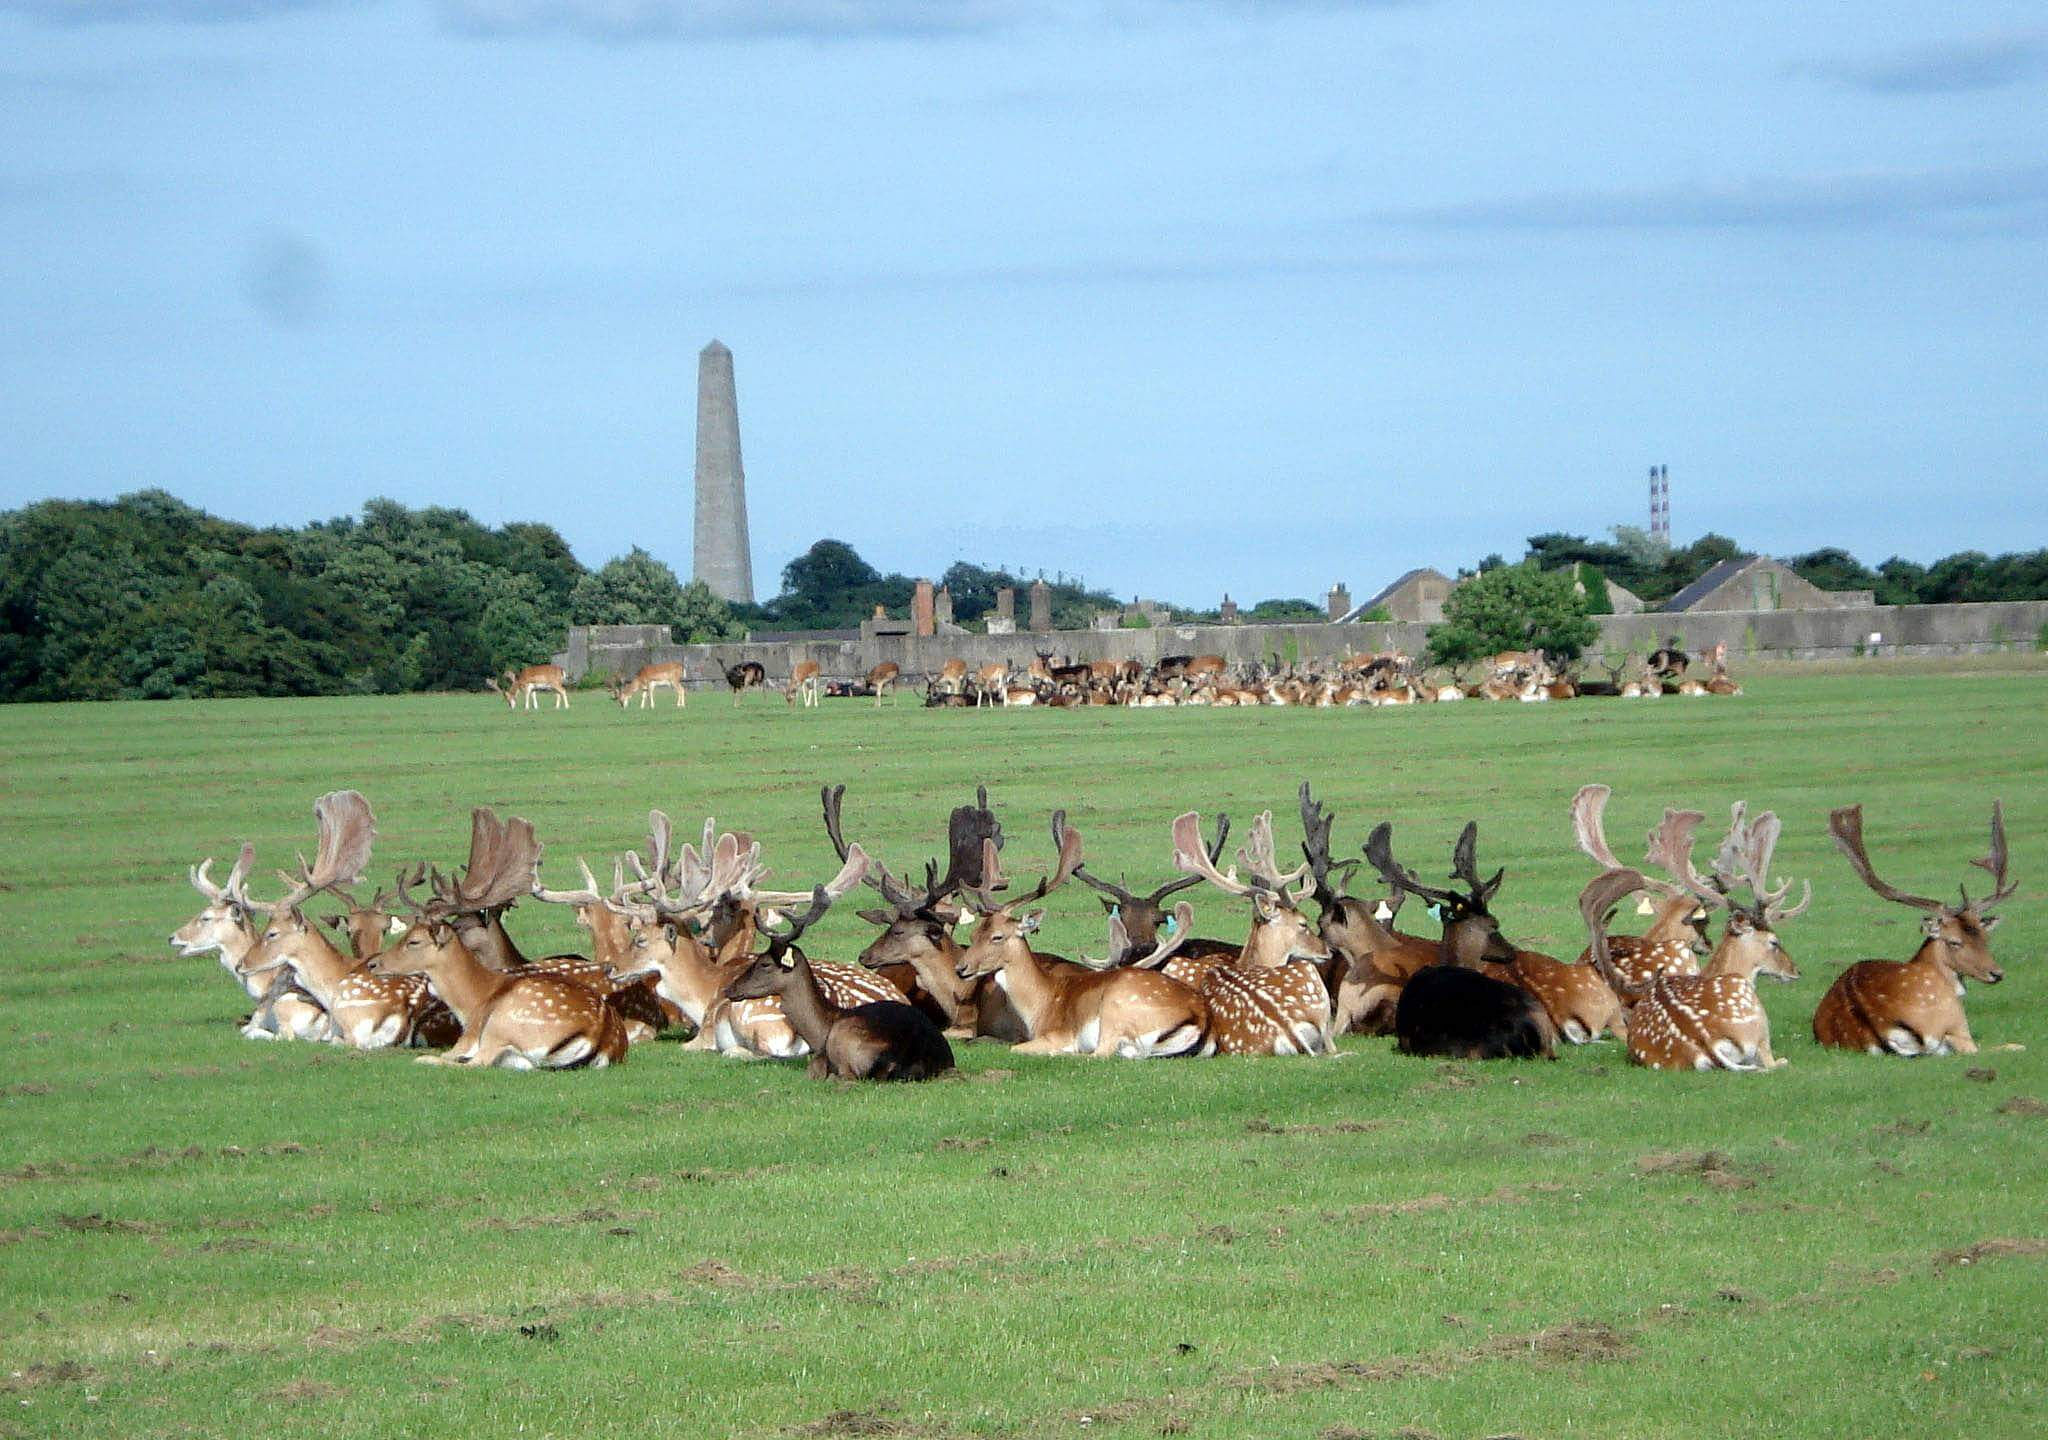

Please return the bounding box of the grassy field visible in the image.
[2,669,2045,1440]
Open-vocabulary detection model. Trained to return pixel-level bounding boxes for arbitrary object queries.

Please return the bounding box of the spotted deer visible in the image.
[1584,804,1809,1071]
[487,664,569,710]
[1813,802,2016,1056]
[173,843,332,1041]
[1168,810,1336,1056]
[956,817,1211,1057]
[613,662,686,708]
[1570,785,1711,986]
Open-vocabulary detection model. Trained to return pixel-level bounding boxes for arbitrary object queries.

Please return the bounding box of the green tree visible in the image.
[1426,561,1598,666]
[1783,547,1878,593]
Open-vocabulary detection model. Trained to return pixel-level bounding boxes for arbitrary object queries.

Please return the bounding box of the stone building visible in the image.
[1662,556,1873,613]
[1338,568,1457,624]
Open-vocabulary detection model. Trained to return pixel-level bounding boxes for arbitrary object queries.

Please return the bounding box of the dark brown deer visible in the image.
[1814,802,2016,1056]
[1068,812,1239,980]
[724,660,767,705]
[1298,784,1439,1032]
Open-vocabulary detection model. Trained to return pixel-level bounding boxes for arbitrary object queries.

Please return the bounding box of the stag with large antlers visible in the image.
[1584,804,1808,1071]
[1299,785,1443,1034]
[1570,785,1711,987]
[1365,822,1555,1059]
[1168,809,1336,1056]
[723,878,955,1080]
[955,816,1211,1057]
[1070,811,1239,978]
[233,792,452,1049]
[173,843,333,1041]
[1814,802,2016,1056]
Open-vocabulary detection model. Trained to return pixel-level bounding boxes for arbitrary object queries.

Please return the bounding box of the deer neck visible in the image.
[275,923,357,1004]
[1700,934,1765,983]
[902,934,973,1018]
[992,943,1062,1028]
[653,934,738,1025]
[420,941,511,1029]
[579,905,633,967]
[774,954,841,1054]
[1907,935,1958,984]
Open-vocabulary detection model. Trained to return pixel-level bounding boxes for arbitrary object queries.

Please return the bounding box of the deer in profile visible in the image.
[1366,824,1555,1059]
[785,660,822,708]
[865,661,902,707]
[723,879,955,1081]
[1299,785,1440,1033]
[487,664,570,710]
[955,816,1211,1057]
[1570,785,1712,987]
[1168,810,1336,1055]
[1584,804,1808,1071]
[613,662,686,708]
[724,660,767,705]
[1814,802,2016,1056]
[173,842,332,1041]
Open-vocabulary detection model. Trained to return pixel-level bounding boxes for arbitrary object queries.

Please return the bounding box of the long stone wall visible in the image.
[556,601,2048,686]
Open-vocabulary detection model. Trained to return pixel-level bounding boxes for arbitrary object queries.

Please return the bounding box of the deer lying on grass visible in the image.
[1584,804,1808,1071]
[725,881,956,1080]
[1170,811,1336,1055]
[235,792,452,1049]
[613,662,686,708]
[956,817,1211,1057]
[1366,824,1555,1059]
[174,844,332,1041]
[1570,785,1711,986]
[1298,786,1441,1033]
[1814,802,2016,1056]
[786,661,822,708]
[1068,812,1240,981]
[487,664,570,710]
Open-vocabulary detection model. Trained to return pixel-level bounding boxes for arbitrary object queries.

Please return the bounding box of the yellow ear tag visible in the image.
[1373,901,1394,921]
[1634,896,1657,916]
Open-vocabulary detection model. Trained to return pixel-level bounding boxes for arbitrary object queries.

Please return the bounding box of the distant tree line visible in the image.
[735,540,1123,634]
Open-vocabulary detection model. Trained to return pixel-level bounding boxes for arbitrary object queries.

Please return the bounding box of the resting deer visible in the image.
[786,660,822,708]
[1814,802,2016,1056]
[1169,811,1336,1056]
[1299,785,1440,1034]
[174,844,332,1041]
[1584,804,1808,1071]
[956,818,1211,1057]
[724,881,955,1080]
[1366,824,1555,1059]
[1570,784,1711,986]
[235,792,449,1050]
[487,664,569,710]
[613,662,686,708]
[1068,812,1240,978]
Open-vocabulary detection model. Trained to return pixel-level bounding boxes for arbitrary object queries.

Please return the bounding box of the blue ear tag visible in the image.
[1163,913,1178,934]
[1110,904,1120,919]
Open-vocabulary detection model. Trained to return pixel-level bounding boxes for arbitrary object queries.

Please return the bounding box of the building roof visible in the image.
[1662,555,1762,613]
[1336,567,1452,623]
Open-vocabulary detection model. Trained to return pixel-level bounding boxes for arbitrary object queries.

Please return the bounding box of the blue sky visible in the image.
[3,2,2044,604]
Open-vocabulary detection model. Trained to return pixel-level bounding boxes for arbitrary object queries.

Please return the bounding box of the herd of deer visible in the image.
[485,641,1742,715]
[172,780,2014,1079]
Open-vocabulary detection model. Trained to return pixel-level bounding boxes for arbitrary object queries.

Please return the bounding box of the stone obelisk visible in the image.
[692,339,754,604]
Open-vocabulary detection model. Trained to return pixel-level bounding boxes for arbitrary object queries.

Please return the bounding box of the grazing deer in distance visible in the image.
[174,843,333,1041]
[1365,823,1555,1059]
[865,661,902,706]
[1169,810,1336,1056]
[724,661,767,705]
[1570,785,1711,987]
[725,880,956,1080]
[1814,802,2016,1056]
[613,662,686,708]
[487,664,570,710]
[1584,803,1808,1071]
[957,817,1212,1057]
[786,660,823,708]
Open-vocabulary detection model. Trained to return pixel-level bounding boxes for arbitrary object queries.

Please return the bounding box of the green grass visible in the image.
[1,672,2045,1439]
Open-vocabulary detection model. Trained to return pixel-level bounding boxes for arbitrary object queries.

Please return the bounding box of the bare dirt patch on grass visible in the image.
[1996,1096,2048,1118]
[269,1379,349,1405]
[1933,1237,2048,1272]
[1634,1150,1768,1190]
[1235,1320,1634,1396]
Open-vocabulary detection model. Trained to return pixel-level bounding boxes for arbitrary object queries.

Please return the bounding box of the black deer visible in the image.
[724,661,767,705]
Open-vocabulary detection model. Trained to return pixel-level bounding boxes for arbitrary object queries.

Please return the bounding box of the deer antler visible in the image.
[191,842,258,905]
[1733,809,1810,922]
[1446,822,1504,907]
[532,856,607,908]
[1298,783,1359,911]
[1235,811,1315,904]
[435,808,542,915]
[1643,808,1723,910]
[1966,800,2018,912]
[1575,785,1681,898]
[1362,822,1467,913]
[1171,811,1256,897]
[1128,901,1198,972]
[250,791,377,914]
[1579,867,1651,1001]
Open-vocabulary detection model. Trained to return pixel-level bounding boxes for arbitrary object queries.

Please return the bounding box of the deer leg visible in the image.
[1011,1035,1073,1055]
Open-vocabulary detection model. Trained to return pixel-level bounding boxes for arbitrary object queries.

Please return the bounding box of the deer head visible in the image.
[1651,803,1807,981]
[723,882,848,1002]
[1170,809,1328,969]
[955,813,1085,978]
[1364,820,1512,969]
[1068,812,1230,961]
[1830,802,2013,985]
[1572,785,1712,951]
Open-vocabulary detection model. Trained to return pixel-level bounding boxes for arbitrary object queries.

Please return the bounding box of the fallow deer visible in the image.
[174,844,332,1041]
[1365,824,1555,1059]
[956,818,1211,1057]
[1298,785,1437,1034]
[1068,813,1240,979]
[724,882,955,1080]
[785,660,823,708]
[935,658,969,695]
[724,661,767,705]
[613,662,686,708]
[487,664,569,710]
[1169,811,1336,1056]
[1814,802,2016,1056]
[1585,804,1808,1071]
[1570,785,1711,987]
[973,661,1009,707]
[865,661,902,706]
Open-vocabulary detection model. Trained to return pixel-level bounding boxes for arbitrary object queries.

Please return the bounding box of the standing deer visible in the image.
[1814,802,2016,1056]
[724,882,955,1080]
[1584,804,1808,1071]
[487,664,570,710]
[613,662,687,708]
[1570,785,1712,986]
[1365,824,1555,1059]
[865,661,902,706]
[724,661,767,705]
[785,661,822,708]
[956,818,1211,1057]
[1168,811,1336,1056]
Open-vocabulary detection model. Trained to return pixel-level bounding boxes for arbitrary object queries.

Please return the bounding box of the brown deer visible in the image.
[956,819,1211,1057]
[487,664,569,710]
[1814,802,2016,1056]
[1068,812,1240,982]
[865,661,902,706]
[724,660,767,705]
[234,792,447,1050]
[972,661,1009,706]
[1584,804,1808,1071]
[174,844,333,1041]
[1298,785,1431,1033]
[1168,811,1336,1055]
[935,658,969,695]
[613,662,686,708]
[1570,785,1712,986]
[786,660,823,708]
[723,882,956,1080]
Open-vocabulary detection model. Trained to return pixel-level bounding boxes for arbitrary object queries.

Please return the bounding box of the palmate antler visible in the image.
[245,791,377,915]
[1572,785,1683,898]
[1171,810,1312,906]
[1967,801,2018,912]
[1831,801,2017,917]
[1579,867,1652,1001]
[191,842,258,906]
[430,808,542,917]
[1074,812,1229,910]
[965,814,1083,914]
[821,783,998,920]
[1683,802,1808,926]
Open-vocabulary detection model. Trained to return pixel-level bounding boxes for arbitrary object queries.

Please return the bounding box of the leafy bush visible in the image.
[1426,562,1597,666]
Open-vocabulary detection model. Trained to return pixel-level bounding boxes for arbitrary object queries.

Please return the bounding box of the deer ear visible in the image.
[1019,910,1044,934]
[318,913,342,930]
[1921,915,1944,938]
[430,921,455,946]
[1981,914,2002,932]
[1099,897,1117,914]
[663,923,679,944]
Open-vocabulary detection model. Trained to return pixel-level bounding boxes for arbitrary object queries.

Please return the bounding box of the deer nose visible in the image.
[1986,969,2004,985]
